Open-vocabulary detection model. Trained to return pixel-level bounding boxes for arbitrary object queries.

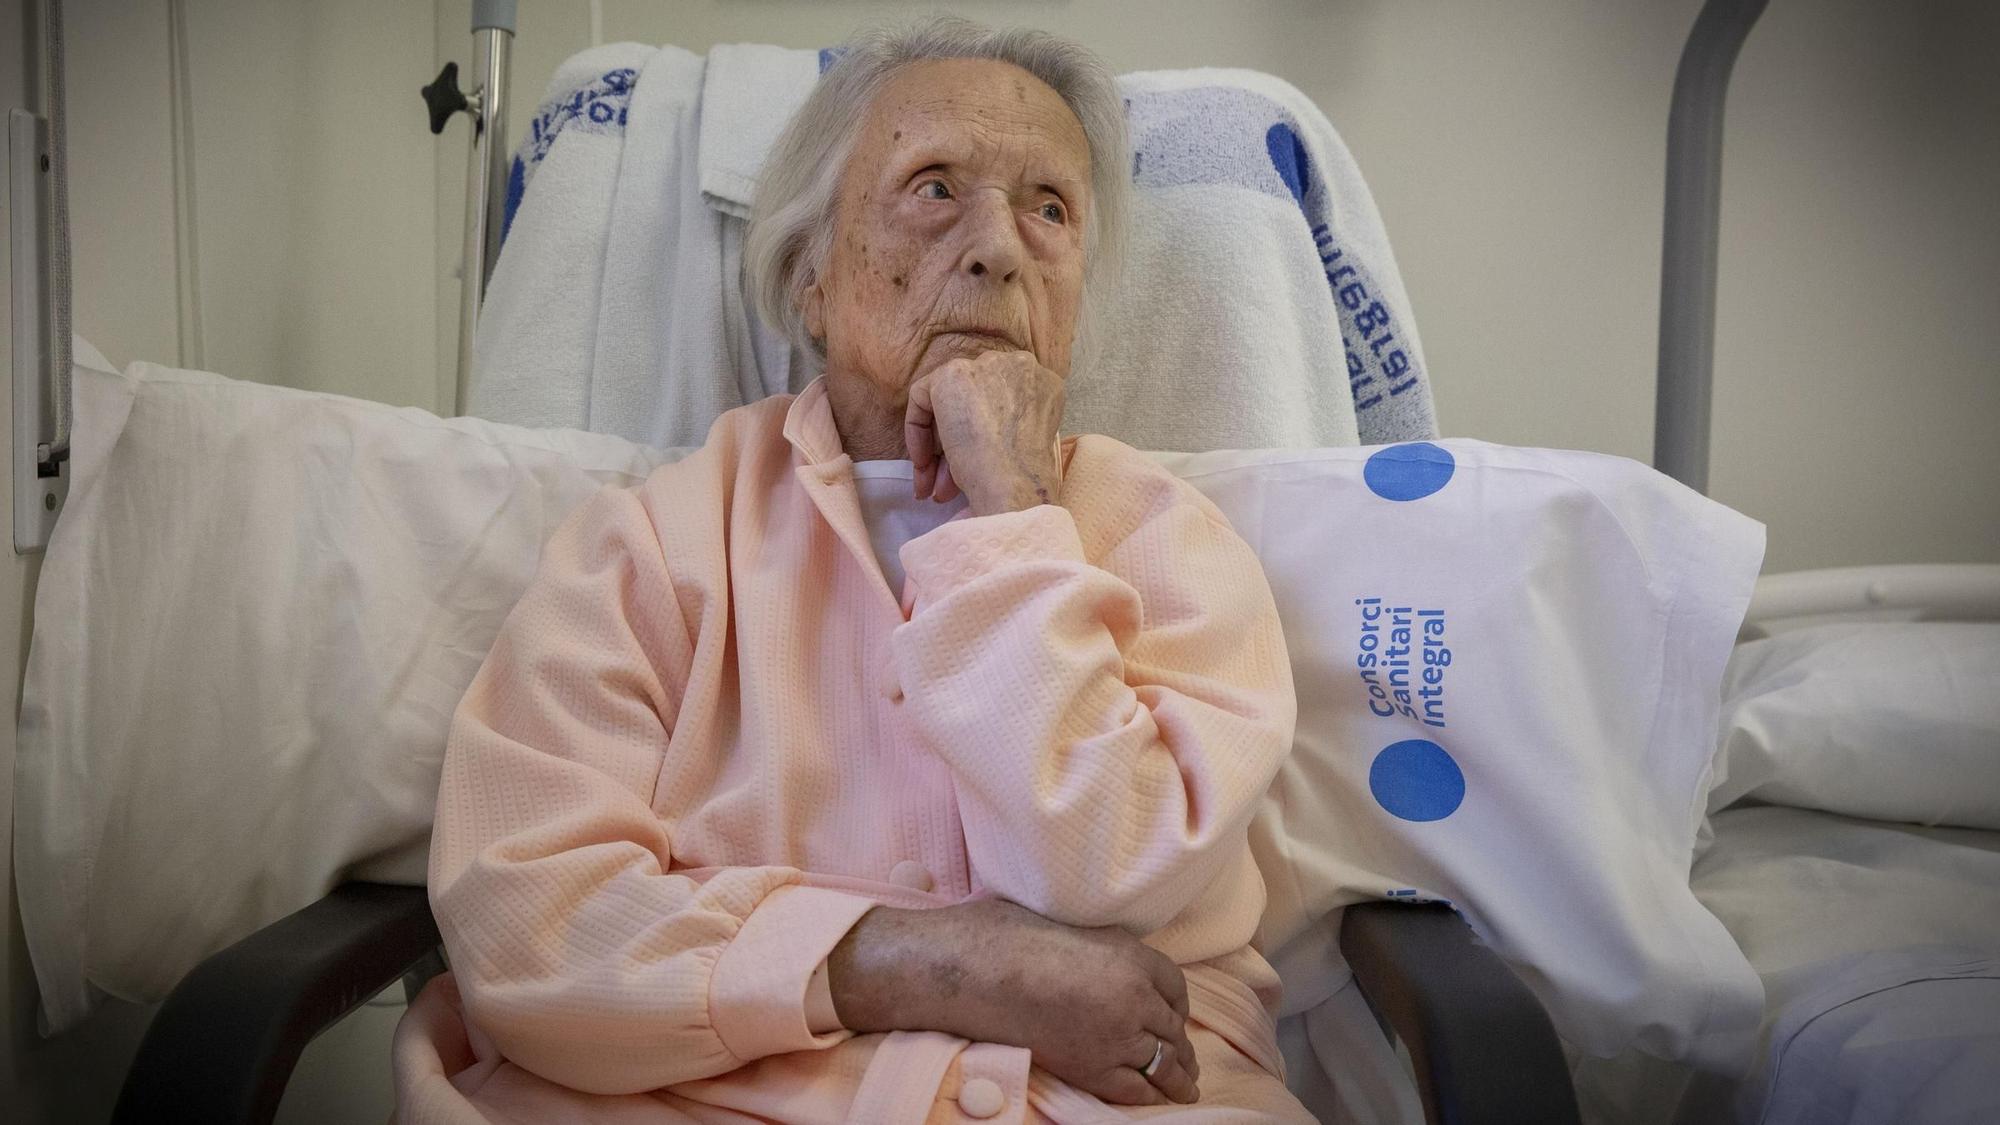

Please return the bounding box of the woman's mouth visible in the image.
[936,328,1022,351]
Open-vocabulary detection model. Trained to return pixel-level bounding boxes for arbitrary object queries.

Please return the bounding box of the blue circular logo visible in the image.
[1364,442,1455,501]
[1369,739,1466,822]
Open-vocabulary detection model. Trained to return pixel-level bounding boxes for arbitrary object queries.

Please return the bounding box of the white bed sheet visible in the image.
[1572,805,2000,1125]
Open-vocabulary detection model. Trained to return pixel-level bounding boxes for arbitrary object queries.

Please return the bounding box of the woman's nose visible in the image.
[958,196,1023,283]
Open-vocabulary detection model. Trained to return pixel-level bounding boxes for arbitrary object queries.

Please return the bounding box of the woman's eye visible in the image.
[918,180,951,200]
[1039,201,1066,223]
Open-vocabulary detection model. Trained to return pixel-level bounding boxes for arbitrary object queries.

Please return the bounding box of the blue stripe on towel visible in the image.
[1127,87,1300,202]
[501,154,526,249]
[518,67,640,172]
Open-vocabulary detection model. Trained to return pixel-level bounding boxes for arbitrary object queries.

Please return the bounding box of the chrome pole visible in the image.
[452,0,516,417]
[478,28,512,294]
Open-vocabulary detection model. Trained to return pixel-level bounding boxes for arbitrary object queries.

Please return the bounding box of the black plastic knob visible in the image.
[422,62,470,135]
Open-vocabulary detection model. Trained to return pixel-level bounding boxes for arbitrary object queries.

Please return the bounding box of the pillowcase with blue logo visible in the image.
[1152,439,1767,1071]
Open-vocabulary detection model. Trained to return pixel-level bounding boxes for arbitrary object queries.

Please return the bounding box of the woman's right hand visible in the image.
[827,897,1201,1106]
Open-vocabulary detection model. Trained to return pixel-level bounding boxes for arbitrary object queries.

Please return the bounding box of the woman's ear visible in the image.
[801,275,827,342]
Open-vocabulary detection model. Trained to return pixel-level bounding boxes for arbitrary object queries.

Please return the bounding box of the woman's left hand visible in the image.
[904,350,1064,516]
[827,898,1201,1106]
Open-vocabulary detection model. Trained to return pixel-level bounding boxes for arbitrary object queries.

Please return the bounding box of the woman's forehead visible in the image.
[862,59,1090,179]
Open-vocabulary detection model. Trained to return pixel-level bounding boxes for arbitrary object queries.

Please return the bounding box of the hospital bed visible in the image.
[11,0,1996,1123]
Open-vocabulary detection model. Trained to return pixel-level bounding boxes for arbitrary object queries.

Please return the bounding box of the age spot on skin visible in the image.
[892,275,906,288]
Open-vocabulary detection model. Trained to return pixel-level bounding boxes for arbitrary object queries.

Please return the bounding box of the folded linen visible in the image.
[696,43,824,220]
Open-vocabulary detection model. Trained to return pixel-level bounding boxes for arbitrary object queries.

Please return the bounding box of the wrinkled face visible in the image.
[804,58,1093,405]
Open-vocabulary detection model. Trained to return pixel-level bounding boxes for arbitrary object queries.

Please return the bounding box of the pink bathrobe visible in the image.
[393,378,1312,1123]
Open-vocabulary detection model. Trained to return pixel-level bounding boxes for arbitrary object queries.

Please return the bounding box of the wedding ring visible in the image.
[1140,1037,1166,1078]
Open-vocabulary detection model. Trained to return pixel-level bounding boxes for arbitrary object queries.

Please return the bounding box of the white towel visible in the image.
[698,44,825,220]
[470,44,647,432]
[471,44,805,445]
[590,45,800,441]
[1095,68,1437,447]
[474,44,1437,450]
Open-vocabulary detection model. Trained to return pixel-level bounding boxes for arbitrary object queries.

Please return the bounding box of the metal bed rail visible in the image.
[1655,0,1769,495]
[1743,563,2000,636]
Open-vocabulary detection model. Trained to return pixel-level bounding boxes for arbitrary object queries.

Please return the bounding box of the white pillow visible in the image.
[18,362,1765,1073]
[1707,622,2000,830]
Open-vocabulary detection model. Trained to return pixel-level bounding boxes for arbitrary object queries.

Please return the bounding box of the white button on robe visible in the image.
[888,860,934,892]
[958,1076,1006,1119]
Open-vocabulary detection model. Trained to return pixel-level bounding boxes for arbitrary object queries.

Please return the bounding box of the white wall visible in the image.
[8,1,1998,1120]
[1710,0,2000,570]
[67,0,440,406]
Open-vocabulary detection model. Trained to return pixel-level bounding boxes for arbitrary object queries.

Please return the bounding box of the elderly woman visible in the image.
[394,16,1311,1124]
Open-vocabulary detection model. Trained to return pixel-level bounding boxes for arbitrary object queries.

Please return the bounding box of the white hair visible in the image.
[744,15,1130,371]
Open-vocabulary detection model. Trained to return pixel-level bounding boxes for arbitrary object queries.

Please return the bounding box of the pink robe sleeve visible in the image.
[429,486,872,1096]
[893,490,1297,935]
